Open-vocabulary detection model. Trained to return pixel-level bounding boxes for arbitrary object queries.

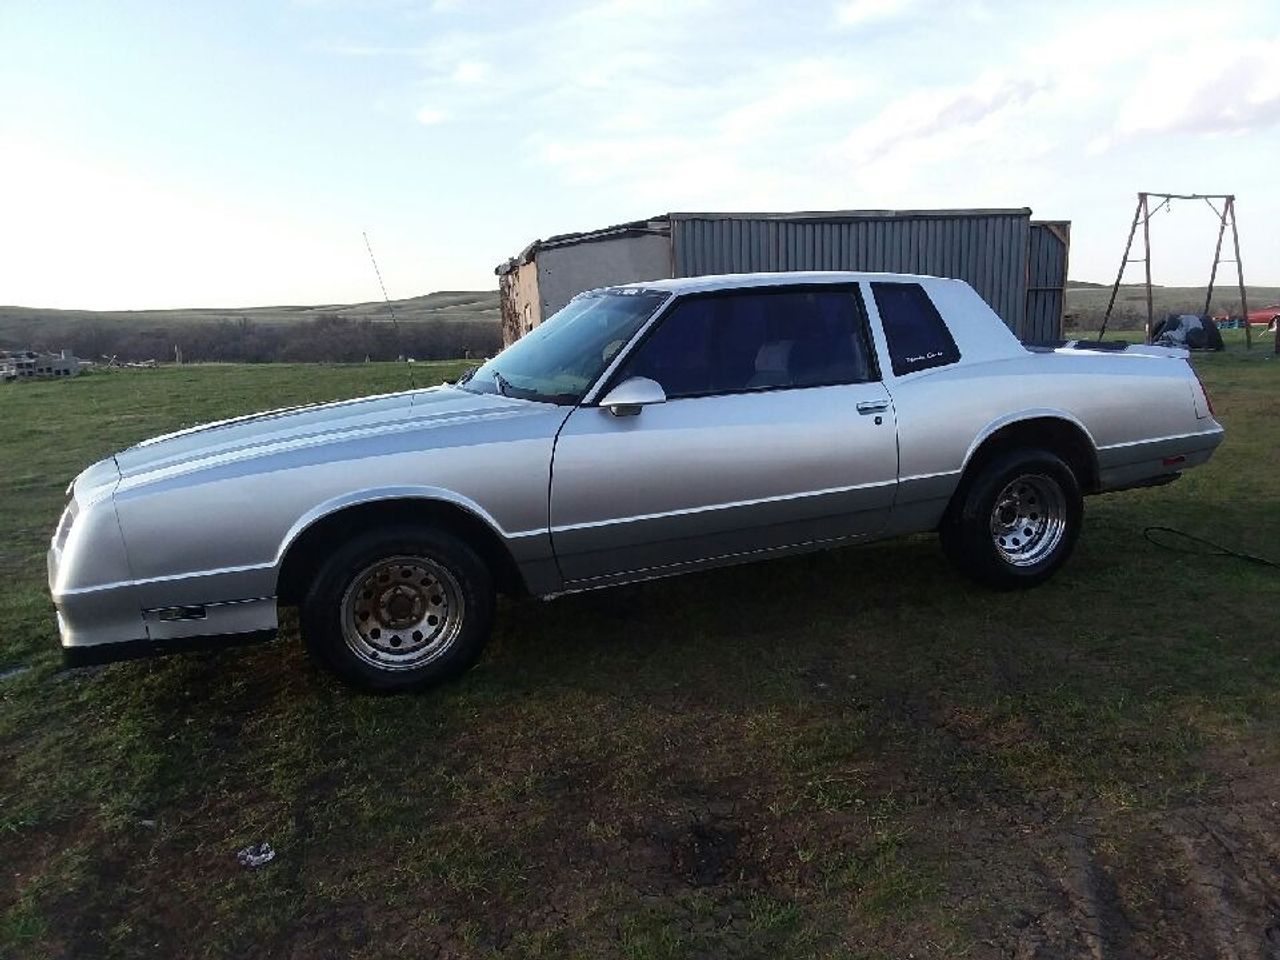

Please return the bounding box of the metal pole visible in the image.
[1098,196,1142,341]
[1141,193,1154,343]
[1227,197,1252,350]
[1203,200,1228,317]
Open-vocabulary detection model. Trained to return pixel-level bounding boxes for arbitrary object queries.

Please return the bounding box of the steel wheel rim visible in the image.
[340,555,465,671]
[989,474,1067,567]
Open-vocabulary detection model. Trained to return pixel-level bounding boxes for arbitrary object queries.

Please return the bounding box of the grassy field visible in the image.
[1065,283,1280,332]
[1,346,1278,959]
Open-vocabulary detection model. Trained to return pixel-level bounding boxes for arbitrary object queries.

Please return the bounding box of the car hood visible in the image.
[113,385,549,480]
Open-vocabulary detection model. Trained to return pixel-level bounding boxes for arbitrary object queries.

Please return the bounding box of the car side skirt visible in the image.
[552,529,891,595]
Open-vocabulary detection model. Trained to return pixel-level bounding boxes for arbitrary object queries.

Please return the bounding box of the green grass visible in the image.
[1,351,1277,958]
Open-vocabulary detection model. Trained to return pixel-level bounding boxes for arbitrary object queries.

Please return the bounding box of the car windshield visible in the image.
[457,288,669,404]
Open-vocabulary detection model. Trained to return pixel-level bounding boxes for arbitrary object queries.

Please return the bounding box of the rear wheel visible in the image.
[940,448,1082,589]
[301,526,494,692]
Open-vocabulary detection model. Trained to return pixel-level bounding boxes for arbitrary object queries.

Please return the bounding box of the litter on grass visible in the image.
[236,843,276,868]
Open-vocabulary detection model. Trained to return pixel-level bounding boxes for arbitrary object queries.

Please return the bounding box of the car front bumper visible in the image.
[51,558,279,667]
[49,479,280,666]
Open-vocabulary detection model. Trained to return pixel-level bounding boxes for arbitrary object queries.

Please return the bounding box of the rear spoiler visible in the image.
[1026,339,1190,360]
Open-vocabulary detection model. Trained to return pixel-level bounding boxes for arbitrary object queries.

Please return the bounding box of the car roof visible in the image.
[605,270,947,296]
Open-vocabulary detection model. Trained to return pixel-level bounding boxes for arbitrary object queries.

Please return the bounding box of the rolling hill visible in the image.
[3,282,1277,360]
[0,290,499,338]
[1065,282,1280,330]
[0,291,502,363]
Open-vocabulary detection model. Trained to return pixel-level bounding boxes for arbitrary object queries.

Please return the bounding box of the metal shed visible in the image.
[496,208,1070,346]
[1026,220,1071,343]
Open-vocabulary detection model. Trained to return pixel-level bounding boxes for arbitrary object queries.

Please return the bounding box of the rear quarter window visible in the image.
[871,282,961,377]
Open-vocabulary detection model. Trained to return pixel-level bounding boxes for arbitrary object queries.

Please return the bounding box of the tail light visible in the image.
[1191,365,1215,418]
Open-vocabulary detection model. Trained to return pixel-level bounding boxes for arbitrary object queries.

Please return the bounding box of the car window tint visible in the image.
[871,282,960,376]
[620,288,876,400]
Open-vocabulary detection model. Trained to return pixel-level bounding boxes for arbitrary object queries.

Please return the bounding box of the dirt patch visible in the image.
[668,817,742,887]
[943,738,1280,960]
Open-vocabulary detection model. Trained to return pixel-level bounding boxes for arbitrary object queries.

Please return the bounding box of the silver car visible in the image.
[50,272,1224,691]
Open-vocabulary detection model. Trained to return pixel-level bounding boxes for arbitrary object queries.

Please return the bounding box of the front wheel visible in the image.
[301,526,495,692]
[939,449,1083,590]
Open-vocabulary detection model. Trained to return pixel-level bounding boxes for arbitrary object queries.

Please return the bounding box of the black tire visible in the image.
[301,525,495,692]
[939,448,1083,590]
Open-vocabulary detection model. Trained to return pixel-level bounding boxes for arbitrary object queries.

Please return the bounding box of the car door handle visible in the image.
[856,400,890,415]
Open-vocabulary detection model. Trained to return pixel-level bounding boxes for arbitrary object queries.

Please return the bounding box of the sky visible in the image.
[1,0,1277,309]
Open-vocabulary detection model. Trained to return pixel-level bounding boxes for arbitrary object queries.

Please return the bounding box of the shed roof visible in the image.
[667,208,1031,221]
[494,207,1034,275]
[496,216,668,274]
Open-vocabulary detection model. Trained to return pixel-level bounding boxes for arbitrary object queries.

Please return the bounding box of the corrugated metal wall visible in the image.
[1026,221,1070,343]
[670,211,1035,336]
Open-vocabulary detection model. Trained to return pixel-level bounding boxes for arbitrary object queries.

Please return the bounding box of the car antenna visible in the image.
[363,230,416,389]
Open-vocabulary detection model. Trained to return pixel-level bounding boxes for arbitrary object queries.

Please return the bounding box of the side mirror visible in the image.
[597,376,666,417]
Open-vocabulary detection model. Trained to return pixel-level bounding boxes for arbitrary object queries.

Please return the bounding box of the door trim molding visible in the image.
[550,477,898,534]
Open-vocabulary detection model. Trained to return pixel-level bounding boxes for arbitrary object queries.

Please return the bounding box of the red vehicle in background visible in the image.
[1246,304,1280,330]
[1212,304,1280,330]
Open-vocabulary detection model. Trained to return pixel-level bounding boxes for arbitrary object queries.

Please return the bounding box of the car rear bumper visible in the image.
[1096,426,1224,493]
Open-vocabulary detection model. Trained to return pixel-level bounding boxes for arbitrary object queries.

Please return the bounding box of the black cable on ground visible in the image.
[1143,525,1279,569]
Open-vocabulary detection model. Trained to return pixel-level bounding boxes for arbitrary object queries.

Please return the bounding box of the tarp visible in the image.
[1151,314,1225,351]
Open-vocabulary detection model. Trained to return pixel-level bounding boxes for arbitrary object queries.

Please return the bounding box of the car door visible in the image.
[548,283,899,585]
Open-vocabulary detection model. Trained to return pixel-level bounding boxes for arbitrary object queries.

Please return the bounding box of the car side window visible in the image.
[871,282,961,377]
[617,288,877,400]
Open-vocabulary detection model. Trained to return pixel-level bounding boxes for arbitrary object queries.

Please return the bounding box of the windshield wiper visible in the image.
[457,365,479,386]
[484,369,575,404]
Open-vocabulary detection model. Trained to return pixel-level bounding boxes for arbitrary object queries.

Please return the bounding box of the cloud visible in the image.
[834,0,914,28]
[519,45,869,209]
[515,7,1050,215]
[399,0,726,131]
[324,0,1280,286]
[450,59,489,84]
[717,59,867,143]
[1016,3,1277,153]
[325,43,424,57]
[1111,37,1280,141]
[524,127,817,213]
[415,106,446,125]
[835,72,1047,163]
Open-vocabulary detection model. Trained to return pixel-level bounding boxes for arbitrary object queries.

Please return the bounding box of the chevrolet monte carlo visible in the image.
[50,272,1224,691]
